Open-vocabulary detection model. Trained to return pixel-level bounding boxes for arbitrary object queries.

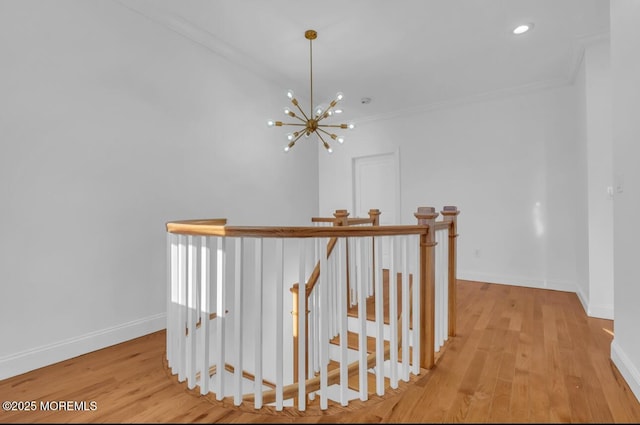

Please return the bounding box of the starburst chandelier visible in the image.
[267,29,354,154]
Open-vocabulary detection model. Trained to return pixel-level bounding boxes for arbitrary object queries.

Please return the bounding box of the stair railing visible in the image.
[164,206,459,412]
[293,208,380,407]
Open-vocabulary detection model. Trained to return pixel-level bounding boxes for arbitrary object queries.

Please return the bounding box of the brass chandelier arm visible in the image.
[314,130,332,152]
[316,128,336,138]
[291,131,307,144]
[285,129,309,151]
[317,127,345,144]
[318,123,349,129]
[286,113,308,124]
[291,99,311,122]
[280,122,307,128]
[315,100,340,123]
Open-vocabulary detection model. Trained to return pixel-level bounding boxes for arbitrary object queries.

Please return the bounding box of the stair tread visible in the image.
[330,331,413,361]
[326,360,390,395]
[346,269,413,324]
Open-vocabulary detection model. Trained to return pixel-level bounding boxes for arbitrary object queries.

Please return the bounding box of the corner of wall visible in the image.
[611,338,640,404]
[0,313,165,381]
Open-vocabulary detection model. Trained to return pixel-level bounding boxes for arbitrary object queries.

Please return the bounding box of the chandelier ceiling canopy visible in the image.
[267,29,354,154]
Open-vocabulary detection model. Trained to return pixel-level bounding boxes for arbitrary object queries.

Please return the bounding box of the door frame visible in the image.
[351,148,401,224]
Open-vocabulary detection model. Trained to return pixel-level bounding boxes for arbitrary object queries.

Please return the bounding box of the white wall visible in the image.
[573,48,591,316]
[0,0,318,379]
[583,39,615,319]
[610,0,640,403]
[319,86,583,292]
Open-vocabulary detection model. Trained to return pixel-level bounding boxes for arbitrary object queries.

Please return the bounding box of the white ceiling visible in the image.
[118,0,610,120]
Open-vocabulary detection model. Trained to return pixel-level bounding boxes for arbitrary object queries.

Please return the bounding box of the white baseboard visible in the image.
[575,286,590,316]
[611,338,640,403]
[458,271,614,319]
[0,313,166,381]
[587,303,614,320]
[457,270,577,293]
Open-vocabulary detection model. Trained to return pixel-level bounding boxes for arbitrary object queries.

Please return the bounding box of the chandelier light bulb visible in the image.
[284,146,290,152]
[287,133,294,141]
[348,122,355,130]
[267,120,275,127]
[336,92,344,101]
[337,135,345,144]
[513,23,534,35]
[334,108,343,114]
[287,89,294,99]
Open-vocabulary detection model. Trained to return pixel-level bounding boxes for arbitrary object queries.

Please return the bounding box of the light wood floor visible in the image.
[2,280,640,423]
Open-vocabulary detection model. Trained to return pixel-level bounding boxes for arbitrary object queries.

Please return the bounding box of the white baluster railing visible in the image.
[165,207,458,412]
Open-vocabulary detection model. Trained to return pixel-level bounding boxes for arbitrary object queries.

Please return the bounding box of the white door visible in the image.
[352,151,400,268]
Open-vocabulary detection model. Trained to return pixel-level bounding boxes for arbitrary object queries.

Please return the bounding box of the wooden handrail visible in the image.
[311,217,338,223]
[166,223,427,238]
[346,217,375,225]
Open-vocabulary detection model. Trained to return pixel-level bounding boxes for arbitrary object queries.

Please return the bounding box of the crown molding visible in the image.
[356,75,573,125]
[566,30,610,85]
[113,0,610,127]
[114,0,286,87]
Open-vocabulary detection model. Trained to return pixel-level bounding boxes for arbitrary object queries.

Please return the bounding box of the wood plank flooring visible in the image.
[1,279,640,423]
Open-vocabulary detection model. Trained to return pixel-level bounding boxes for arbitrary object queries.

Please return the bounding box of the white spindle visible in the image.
[401,235,410,382]
[338,237,349,406]
[168,233,178,372]
[330,240,340,342]
[200,236,210,395]
[166,233,172,369]
[233,238,243,406]
[434,231,441,353]
[187,236,197,389]
[357,237,368,401]
[349,237,357,308]
[215,237,226,400]
[374,236,384,396]
[389,237,398,389]
[310,285,317,376]
[441,231,449,347]
[297,238,306,411]
[275,238,284,411]
[349,236,356,307]
[253,238,263,409]
[319,237,329,410]
[435,231,447,352]
[411,234,420,375]
[177,235,187,382]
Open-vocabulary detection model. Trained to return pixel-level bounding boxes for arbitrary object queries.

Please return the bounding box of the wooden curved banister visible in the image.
[166,223,427,238]
[165,206,459,412]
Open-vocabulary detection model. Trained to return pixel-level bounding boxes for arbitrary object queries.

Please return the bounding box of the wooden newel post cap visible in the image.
[441,206,460,220]
[368,208,381,224]
[414,206,439,225]
[333,209,350,226]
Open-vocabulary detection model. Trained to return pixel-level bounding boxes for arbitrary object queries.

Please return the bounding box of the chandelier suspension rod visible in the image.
[307,30,315,119]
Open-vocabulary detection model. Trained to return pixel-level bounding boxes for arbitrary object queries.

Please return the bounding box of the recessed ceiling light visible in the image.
[513,23,534,35]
